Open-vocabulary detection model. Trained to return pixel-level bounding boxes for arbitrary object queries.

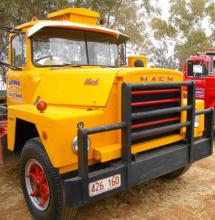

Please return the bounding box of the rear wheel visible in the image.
[20,138,77,220]
[162,165,191,179]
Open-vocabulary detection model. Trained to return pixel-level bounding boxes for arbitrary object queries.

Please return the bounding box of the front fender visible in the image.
[7,105,117,170]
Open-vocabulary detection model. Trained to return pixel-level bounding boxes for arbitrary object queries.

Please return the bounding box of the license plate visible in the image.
[89,174,121,197]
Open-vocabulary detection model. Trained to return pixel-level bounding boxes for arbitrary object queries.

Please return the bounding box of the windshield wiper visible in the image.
[60,64,81,67]
[0,61,22,70]
[64,64,116,68]
[100,65,116,68]
[54,64,116,68]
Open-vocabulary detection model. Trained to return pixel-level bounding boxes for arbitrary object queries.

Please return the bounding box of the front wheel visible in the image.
[20,138,77,220]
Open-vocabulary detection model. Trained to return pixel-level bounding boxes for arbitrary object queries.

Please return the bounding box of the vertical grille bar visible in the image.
[186,81,196,163]
[78,129,89,199]
[121,83,132,187]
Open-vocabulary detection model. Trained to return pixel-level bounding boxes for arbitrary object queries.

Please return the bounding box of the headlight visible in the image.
[72,136,90,154]
[194,115,200,128]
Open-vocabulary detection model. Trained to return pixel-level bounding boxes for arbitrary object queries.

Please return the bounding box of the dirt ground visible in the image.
[1,144,215,220]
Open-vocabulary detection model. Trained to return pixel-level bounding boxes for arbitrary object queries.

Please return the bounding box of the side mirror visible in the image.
[206,48,215,75]
[119,44,126,66]
[187,60,193,76]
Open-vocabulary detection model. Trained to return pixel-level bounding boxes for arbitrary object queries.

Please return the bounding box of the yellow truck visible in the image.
[0,8,214,220]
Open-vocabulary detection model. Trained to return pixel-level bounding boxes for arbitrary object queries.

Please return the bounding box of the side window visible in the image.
[187,61,208,76]
[12,34,26,67]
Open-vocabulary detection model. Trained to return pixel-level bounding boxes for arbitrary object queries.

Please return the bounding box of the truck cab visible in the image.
[0,8,213,220]
[183,49,215,109]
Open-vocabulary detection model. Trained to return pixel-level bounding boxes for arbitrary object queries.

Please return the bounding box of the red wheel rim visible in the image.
[25,159,50,211]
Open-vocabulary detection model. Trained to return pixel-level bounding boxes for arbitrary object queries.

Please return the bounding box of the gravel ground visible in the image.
[1,144,215,220]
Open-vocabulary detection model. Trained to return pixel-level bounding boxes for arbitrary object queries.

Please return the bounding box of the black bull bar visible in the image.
[64,81,214,207]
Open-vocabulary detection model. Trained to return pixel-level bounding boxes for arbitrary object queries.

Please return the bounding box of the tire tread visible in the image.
[20,137,77,220]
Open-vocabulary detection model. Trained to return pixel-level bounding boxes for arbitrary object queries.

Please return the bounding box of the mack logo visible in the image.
[84,78,99,85]
[140,76,173,82]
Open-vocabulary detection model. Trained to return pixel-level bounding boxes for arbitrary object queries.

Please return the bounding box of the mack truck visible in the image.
[0,8,214,220]
[183,48,215,109]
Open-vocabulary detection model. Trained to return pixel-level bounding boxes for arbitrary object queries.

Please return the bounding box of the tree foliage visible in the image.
[0,0,214,74]
[0,0,69,25]
[151,0,215,67]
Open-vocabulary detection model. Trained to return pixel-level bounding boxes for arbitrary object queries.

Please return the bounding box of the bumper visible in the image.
[64,137,212,207]
[64,82,214,208]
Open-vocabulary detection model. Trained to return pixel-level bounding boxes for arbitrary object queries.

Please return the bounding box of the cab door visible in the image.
[186,60,207,100]
[7,33,28,105]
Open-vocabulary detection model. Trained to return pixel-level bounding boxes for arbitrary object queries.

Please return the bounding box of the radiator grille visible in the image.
[131,88,181,145]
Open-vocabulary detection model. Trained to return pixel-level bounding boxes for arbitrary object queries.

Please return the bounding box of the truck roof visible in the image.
[188,55,215,64]
[15,8,129,44]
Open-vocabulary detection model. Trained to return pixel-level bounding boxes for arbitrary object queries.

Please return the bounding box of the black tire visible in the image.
[162,165,191,179]
[20,138,77,220]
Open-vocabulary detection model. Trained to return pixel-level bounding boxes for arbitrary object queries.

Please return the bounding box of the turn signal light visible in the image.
[36,101,47,113]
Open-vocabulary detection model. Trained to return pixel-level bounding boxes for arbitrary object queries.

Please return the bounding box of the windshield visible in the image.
[32,28,119,67]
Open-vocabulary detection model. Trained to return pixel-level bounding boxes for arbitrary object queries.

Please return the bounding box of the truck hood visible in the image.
[33,67,183,107]
[33,68,117,107]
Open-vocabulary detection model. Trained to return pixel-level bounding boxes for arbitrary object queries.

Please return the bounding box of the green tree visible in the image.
[0,0,69,25]
[151,0,214,67]
[207,1,215,41]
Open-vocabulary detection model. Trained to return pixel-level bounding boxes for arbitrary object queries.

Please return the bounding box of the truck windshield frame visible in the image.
[31,28,120,67]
